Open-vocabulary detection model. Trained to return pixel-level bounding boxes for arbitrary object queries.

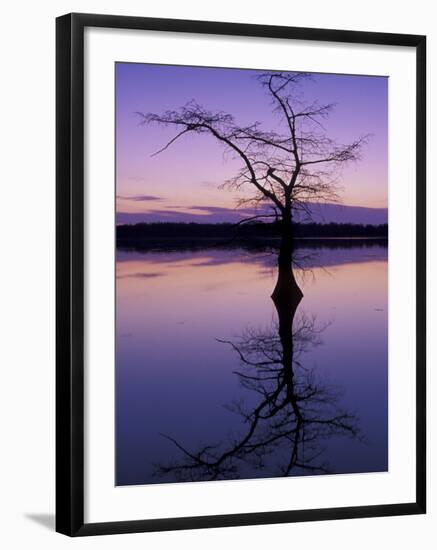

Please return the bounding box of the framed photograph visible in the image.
[56,12,426,536]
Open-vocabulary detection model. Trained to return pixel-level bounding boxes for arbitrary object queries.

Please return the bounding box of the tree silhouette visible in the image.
[138,72,366,483]
[138,72,367,230]
[139,72,368,299]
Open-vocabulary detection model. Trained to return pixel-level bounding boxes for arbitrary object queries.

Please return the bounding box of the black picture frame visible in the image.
[56,12,426,537]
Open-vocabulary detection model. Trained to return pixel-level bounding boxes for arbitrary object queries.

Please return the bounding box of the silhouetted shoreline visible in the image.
[117,221,388,251]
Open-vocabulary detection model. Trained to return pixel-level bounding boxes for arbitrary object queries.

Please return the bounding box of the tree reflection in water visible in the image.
[156,244,361,482]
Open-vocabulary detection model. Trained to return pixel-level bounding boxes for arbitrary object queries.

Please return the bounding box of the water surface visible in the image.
[116,243,388,485]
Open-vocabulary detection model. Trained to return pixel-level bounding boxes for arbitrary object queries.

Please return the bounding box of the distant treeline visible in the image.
[117,221,388,242]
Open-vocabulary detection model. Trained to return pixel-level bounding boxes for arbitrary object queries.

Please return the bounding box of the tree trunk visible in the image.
[271,211,303,307]
[270,216,303,429]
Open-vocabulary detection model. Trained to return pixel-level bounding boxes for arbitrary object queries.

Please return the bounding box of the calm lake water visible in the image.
[116,243,388,486]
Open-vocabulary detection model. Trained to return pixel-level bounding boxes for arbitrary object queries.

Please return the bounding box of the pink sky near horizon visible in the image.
[116,63,388,222]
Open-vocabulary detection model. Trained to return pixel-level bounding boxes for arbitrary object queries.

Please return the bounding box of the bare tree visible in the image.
[138,72,367,231]
[134,76,367,483]
[139,72,367,300]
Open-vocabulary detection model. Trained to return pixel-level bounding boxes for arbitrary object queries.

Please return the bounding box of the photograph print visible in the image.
[115,63,388,486]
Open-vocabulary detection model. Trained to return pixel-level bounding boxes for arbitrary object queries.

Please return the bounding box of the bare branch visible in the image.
[138,73,369,224]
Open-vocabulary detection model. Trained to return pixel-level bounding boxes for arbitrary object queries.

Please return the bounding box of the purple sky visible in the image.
[116,63,388,224]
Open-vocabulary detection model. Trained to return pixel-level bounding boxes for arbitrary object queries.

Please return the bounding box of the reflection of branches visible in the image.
[156,311,360,482]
